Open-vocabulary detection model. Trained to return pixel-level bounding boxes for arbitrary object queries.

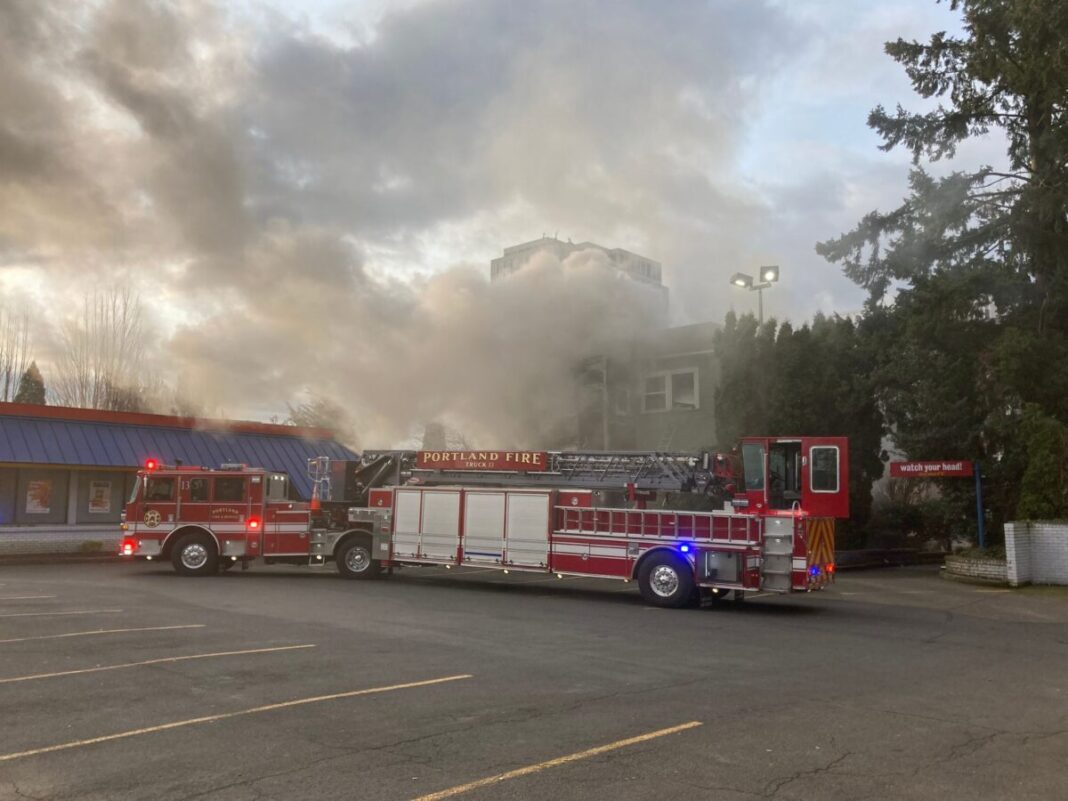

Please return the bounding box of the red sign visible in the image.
[417,451,549,472]
[890,460,973,479]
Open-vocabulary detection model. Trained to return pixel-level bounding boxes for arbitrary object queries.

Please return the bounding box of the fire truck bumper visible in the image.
[120,536,162,558]
[219,538,248,557]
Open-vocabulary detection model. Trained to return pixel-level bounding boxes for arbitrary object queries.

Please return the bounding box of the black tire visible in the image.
[171,532,219,577]
[638,551,696,608]
[336,538,380,580]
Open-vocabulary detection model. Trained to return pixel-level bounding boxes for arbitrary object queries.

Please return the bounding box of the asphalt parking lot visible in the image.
[1,561,1066,801]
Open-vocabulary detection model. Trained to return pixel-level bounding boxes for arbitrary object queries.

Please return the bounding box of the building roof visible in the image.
[0,403,358,499]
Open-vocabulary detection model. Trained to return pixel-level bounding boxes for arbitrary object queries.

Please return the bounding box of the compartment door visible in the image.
[420,490,461,561]
[801,437,850,519]
[463,492,505,565]
[393,489,422,559]
[504,492,550,568]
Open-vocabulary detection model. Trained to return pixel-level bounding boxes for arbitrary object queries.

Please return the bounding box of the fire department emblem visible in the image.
[143,510,162,528]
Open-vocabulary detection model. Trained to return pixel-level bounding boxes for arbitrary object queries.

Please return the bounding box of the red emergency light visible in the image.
[145,458,158,471]
[120,538,137,556]
[247,517,261,531]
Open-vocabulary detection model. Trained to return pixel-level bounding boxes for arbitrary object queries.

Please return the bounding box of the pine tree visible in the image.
[13,361,46,405]
[817,0,1068,528]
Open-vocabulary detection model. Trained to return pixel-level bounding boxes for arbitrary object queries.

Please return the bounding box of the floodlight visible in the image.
[730,272,753,289]
[761,265,780,283]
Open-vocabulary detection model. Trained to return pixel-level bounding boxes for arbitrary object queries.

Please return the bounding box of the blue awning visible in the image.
[0,415,357,499]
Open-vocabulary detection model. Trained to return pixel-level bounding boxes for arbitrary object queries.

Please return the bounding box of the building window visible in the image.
[642,369,699,412]
[643,376,668,412]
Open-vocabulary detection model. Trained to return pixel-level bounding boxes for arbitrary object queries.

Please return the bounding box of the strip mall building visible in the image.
[0,403,356,555]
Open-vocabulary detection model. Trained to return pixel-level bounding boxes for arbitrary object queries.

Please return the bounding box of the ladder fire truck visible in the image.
[119,437,847,608]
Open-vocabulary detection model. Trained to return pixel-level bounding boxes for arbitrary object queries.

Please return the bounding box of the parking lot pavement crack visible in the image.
[171,752,360,801]
[761,751,852,798]
[1019,727,1068,745]
[6,780,47,801]
[911,729,1011,776]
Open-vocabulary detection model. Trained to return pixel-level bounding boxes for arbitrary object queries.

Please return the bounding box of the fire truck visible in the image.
[119,437,848,608]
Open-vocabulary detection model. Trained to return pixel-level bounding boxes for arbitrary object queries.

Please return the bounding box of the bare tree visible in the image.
[0,308,31,402]
[287,395,356,445]
[53,289,151,410]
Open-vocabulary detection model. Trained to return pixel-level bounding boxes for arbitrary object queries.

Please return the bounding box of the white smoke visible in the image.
[0,0,850,444]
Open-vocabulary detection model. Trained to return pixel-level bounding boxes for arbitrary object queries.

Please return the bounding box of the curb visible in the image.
[0,553,123,566]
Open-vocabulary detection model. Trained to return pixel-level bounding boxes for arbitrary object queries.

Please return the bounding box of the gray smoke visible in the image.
[0,0,823,445]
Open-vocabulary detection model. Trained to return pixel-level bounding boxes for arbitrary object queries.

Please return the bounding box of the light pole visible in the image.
[730,265,779,324]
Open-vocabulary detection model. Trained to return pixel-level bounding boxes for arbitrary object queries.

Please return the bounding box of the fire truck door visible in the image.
[767,440,802,510]
[265,504,310,555]
[800,437,850,518]
[463,492,506,565]
[419,490,462,561]
[141,475,178,531]
[504,492,551,568]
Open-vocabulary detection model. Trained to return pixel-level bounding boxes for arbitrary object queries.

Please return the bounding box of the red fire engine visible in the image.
[120,437,847,608]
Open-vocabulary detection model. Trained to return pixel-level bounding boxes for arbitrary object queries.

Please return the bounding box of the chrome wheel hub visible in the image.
[346,546,371,573]
[650,564,680,598]
[181,543,208,570]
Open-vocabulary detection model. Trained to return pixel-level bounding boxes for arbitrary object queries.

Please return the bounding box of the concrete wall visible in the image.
[0,525,122,556]
[1005,521,1068,586]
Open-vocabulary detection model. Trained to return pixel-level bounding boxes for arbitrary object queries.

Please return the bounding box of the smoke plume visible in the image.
[0,0,865,445]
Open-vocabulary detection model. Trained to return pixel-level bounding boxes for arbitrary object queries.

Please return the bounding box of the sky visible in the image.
[0,0,988,437]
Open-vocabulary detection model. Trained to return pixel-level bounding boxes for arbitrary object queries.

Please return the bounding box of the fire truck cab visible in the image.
[120,462,389,577]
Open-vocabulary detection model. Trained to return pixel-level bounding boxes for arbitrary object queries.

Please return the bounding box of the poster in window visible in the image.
[88,480,112,514]
[26,480,52,514]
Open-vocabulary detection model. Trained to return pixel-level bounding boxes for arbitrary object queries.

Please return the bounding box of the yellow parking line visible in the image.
[0,609,122,619]
[0,595,57,601]
[0,644,316,685]
[411,720,703,801]
[0,674,473,762]
[0,624,206,645]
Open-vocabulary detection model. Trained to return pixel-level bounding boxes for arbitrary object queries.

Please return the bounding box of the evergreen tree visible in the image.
[13,361,46,405]
[817,0,1068,529]
[712,313,885,529]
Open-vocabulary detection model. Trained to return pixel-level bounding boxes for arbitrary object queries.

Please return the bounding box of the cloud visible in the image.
[0,0,941,438]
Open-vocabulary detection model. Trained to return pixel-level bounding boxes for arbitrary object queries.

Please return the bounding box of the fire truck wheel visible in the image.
[171,533,220,576]
[336,539,379,580]
[638,552,696,608]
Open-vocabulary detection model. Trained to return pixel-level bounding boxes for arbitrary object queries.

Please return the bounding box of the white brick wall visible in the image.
[1005,521,1068,587]
[945,555,1008,583]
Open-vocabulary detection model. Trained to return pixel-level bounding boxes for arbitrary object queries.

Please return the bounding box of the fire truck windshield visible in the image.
[742,443,765,490]
[127,480,141,504]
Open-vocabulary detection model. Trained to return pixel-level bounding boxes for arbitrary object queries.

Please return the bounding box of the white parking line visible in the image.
[0,624,206,645]
[411,720,703,800]
[0,644,316,685]
[0,673,473,762]
[0,595,57,601]
[0,609,122,619]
